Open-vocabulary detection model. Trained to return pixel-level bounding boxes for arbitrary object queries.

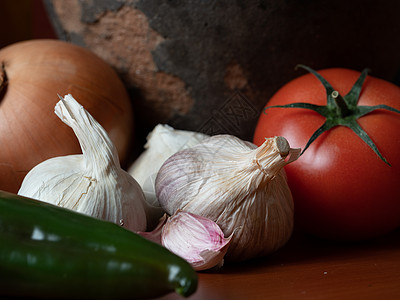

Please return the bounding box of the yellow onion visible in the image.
[0,39,133,193]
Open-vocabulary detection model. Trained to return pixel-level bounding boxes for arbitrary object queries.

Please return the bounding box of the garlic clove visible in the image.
[18,94,147,232]
[161,210,232,271]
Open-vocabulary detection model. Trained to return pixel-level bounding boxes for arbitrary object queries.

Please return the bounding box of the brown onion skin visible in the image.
[0,39,134,193]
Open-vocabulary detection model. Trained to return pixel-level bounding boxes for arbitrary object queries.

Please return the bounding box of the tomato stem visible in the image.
[332,91,351,118]
[264,65,400,165]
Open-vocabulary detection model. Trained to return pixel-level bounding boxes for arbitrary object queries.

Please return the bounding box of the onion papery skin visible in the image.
[0,39,133,193]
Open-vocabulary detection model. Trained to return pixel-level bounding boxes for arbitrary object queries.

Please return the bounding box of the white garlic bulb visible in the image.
[18,94,147,232]
[129,124,209,207]
[155,135,301,261]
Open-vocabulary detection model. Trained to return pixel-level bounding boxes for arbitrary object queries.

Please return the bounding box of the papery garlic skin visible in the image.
[18,94,147,232]
[138,211,231,271]
[155,135,300,261]
[162,210,232,271]
[129,124,208,207]
[137,214,167,245]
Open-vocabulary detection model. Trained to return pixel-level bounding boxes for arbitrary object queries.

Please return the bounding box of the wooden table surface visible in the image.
[158,228,400,300]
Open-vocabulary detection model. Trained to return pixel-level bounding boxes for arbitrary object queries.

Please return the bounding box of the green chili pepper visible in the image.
[0,190,197,299]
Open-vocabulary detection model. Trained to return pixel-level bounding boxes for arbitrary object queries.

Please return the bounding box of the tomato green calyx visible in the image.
[264,64,400,165]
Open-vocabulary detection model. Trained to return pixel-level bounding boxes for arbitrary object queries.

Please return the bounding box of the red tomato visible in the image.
[253,67,400,241]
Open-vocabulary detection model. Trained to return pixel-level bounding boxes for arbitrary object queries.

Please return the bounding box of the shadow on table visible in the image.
[212,226,400,275]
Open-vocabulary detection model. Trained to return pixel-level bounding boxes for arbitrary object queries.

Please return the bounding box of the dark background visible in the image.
[1,0,400,149]
[0,0,56,48]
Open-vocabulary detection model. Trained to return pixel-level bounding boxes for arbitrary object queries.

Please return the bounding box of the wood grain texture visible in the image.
[159,228,400,299]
